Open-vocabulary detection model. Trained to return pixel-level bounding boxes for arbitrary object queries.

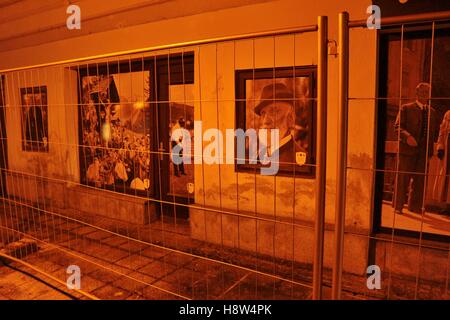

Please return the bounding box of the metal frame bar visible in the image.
[349,10,450,28]
[332,11,349,300]
[312,15,328,300]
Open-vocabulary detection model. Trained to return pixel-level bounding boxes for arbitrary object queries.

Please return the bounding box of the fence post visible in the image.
[332,11,349,300]
[312,15,328,300]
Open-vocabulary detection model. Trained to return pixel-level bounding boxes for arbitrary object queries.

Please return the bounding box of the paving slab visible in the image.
[116,254,154,270]
[138,259,178,280]
[91,284,131,300]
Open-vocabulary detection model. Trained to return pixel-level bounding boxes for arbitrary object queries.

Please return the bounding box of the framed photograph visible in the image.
[20,86,48,152]
[235,66,316,177]
[374,25,450,241]
[77,59,154,195]
[168,83,195,198]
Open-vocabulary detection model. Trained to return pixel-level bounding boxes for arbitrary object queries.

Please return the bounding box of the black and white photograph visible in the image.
[376,26,450,238]
[20,86,48,152]
[79,63,152,194]
[168,84,195,197]
[235,67,316,176]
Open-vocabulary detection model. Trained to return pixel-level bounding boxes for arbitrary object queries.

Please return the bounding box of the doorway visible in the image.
[154,53,195,220]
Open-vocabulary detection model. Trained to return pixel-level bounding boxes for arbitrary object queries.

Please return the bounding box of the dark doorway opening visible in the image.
[155,52,195,220]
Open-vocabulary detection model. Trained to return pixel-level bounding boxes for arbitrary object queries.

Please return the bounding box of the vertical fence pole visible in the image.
[312,15,328,300]
[332,11,349,300]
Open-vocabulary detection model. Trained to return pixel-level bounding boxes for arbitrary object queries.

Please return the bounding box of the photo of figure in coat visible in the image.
[254,82,307,169]
[393,83,439,214]
[167,84,195,197]
[377,27,450,237]
[20,86,48,152]
[235,67,315,176]
[433,109,450,211]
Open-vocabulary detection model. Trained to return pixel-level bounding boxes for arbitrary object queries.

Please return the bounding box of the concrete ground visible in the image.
[10,231,314,300]
[0,200,447,300]
[0,262,73,300]
[0,200,316,300]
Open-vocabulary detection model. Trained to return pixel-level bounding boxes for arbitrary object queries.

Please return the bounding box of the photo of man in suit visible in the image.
[394,82,439,214]
[254,82,307,169]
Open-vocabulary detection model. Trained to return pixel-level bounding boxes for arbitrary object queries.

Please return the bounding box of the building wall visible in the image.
[188,0,376,274]
[4,67,79,209]
[0,0,376,275]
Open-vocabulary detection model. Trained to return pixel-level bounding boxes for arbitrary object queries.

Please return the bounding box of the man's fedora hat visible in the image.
[254,82,295,116]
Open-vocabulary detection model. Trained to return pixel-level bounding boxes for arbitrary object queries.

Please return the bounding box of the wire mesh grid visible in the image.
[342,18,450,300]
[0,13,449,301]
[0,27,335,300]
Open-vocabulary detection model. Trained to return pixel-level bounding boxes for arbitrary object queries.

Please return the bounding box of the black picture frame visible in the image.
[374,23,450,242]
[75,53,195,201]
[235,66,317,177]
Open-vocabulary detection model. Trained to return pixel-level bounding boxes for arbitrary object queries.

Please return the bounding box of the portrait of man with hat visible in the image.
[253,81,308,169]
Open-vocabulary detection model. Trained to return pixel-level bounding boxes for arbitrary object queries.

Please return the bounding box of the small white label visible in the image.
[66,5,81,30]
[66,265,81,290]
[366,265,381,289]
[187,183,194,194]
[366,5,381,30]
[296,152,307,166]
